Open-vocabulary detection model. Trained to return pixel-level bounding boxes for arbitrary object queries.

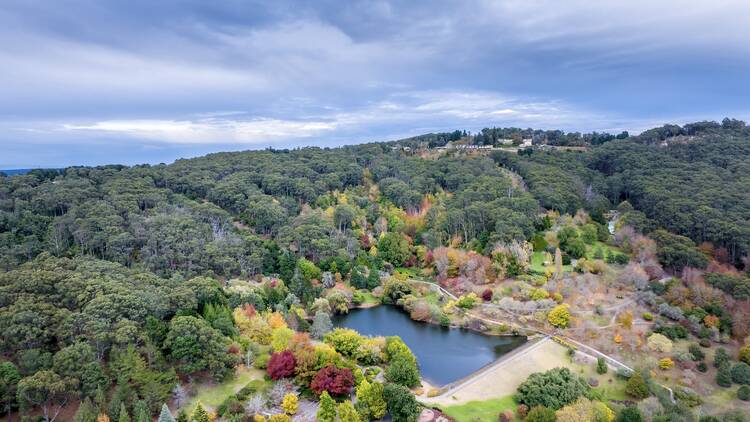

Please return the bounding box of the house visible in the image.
[521,138,533,147]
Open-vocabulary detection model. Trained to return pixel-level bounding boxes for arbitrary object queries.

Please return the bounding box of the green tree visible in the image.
[596,357,608,374]
[16,370,70,422]
[625,372,650,399]
[515,367,590,410]
[356,379,387,420]
[191,403,209,422]
[74,398,98,422]
[337,400,360,422]
[385,354,420,388]
[377,233,411,266]
[616,407,643,422]
[311,311,333,340]
[118,402,131,422]
[164,316,236,379]
[383,383,420,422]
[316,391,337,422]
[133,400,150,422]
[158,404,176,422]
[0,361,20,418]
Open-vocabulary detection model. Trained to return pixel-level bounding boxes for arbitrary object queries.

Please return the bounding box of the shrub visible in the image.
[714,348,731,368]
[673,387,702,407]
[625,372,649,399]
[699,339,711,348]
[515,367,590,410]
[642,312,653,321]
[731,362,750,385]
[316,391,336,422]
[267,351,296,380]
[254,354,270,369]
[385,354,420,388]
[455,293,479,309]
[481,288,493,302]
[547,304,571,328]
[525,406,556,422]
[688,344,705,361]
[310,365,354,396]
[738,385,750,401]
[716,364,732,387]
[647,333,673,353]
[281,393,298,415]
[383,383,421,422]
[323,328,363,357]
[268,415,291,422]
[658,358,674,370]
[697,362,708,373]
[616,406,643,422]
[739,345,750,365]
[596,357,608,374]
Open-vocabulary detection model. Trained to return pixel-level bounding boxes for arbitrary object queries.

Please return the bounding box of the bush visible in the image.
[625,372,649,399]
[658,358,674,370]
[310,365,354,396]
[714,347,730,367]
[383,383,421,422]
[699,339,711,348]
[481,288,493,302]
[616,406,643,422]
[738,386,750,401]
[525,406,556,422]
[547,304,571,328]
[281,393,298,415]
[385,354,420,388]
[267,351,296,380]
[642,312,653,321]
[688,344,705,361]
[647,333,673,353]
[731,362,750,385]
[254,354,270,369]
[716,364,732,387]
[740,345,750,365]
[515,367,590,410]
[596,357,608,374]
[697,362,708,373]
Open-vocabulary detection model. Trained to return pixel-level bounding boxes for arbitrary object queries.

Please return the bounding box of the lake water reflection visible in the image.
[332,305,526,385]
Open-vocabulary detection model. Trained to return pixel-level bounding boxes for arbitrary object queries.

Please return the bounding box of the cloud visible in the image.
[60,117,338,144]
[1,0,749,167]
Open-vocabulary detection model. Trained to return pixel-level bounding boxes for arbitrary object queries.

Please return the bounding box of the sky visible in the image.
[1,0,750,168]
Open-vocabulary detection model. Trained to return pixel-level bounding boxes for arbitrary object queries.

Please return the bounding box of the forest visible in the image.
[1,119,750,422]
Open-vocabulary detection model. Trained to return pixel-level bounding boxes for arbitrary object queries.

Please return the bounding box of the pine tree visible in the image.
[356,379,387,420]
[176,410,188,422]
[74,398,98,422]
[118,403,131,422]
[132,400,150,422]
[316,391,337,422]
[191,403,210,422]
[95,386,108,415]
[158,404,176,422]
[336,400,360,422]
[366,268,380,290]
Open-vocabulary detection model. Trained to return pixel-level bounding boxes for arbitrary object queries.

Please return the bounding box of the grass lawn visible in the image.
[182,366,265,413]
[358,290,380,305]
[530,251,571,273]
[441,395,518,422]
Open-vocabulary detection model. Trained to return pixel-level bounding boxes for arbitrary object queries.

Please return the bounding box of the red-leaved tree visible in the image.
[267,350,296,380]
[310,365,354,396]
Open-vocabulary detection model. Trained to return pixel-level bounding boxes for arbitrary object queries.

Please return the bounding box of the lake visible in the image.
[332,305,526,386]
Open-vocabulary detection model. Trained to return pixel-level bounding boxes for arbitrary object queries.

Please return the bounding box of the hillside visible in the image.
[1,120,750,421]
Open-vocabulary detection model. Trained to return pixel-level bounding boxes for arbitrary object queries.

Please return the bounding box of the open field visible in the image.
[182,367,265,413]
[441,395,517,422]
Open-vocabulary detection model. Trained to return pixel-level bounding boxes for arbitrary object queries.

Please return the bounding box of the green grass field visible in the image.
[182,367,265,413]
[441,395,518,422]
